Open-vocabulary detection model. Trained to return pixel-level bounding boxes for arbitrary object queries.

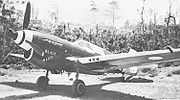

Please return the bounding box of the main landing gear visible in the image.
[35,69,86,96]
[121,72,136,82]
[121,72,126,82]
[36,70,49,90]
[72,68,86,96]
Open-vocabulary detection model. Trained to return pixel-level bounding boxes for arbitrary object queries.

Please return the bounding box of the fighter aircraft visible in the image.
[4,1,180,96]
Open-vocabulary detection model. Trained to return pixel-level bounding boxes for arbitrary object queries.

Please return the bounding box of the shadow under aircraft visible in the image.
[0,81,153,100]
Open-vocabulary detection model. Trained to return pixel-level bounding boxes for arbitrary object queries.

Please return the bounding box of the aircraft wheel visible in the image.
[36,76,49,90]
[72,79,85,96]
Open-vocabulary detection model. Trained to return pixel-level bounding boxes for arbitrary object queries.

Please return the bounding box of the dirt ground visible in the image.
[0,66,180,100]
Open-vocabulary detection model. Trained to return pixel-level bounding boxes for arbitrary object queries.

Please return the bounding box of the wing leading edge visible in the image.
[67,48,180,68]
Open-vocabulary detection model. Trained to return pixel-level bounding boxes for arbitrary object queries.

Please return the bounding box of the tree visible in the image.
[124,20,130,29]
[90,0,98,25]
[137,0,146,34]
[0,0,23,64]
[164,0,176,28]
[105,0,120,28]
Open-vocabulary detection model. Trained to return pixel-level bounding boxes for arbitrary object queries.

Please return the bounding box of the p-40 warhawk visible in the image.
[4,1,180,96]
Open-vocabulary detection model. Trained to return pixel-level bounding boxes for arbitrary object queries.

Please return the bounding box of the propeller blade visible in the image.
[23,1,31,29]
[9,53,24,58]
[2,51,24,63]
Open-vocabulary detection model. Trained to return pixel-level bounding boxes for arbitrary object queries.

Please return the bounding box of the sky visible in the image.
[31,0,180,28]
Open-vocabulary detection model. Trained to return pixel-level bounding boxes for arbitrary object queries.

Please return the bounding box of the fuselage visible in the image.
[16,30,107,74]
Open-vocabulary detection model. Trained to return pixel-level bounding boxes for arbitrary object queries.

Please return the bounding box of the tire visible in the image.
[72,80,85,96]
[36,76,49,90]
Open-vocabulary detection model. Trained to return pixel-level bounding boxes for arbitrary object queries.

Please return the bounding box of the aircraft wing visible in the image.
[67,48,180,68]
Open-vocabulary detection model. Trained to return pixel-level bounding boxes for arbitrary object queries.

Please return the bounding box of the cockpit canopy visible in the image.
[74,40,112,55]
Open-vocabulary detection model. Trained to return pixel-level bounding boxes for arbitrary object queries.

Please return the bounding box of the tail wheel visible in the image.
[72,80,85,96]
[36,76,49,90]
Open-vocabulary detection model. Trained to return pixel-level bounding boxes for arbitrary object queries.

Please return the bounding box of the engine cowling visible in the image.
[23,48,47,69]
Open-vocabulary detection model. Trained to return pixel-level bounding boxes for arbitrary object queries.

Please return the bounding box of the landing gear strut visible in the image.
[36,70,49,90]
[72,67,85,96]
[121,72,136,82]
[121,72,126,82]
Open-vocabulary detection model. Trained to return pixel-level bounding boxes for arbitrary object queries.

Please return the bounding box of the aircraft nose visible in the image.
[7,29,33,51]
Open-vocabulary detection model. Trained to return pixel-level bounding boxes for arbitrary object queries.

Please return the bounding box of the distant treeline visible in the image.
[0,22,180,65]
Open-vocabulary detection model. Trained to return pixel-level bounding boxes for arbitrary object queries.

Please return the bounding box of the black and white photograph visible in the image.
[0,0,180,100]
